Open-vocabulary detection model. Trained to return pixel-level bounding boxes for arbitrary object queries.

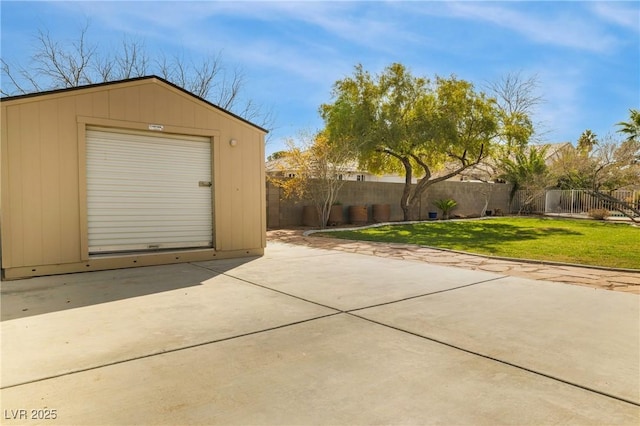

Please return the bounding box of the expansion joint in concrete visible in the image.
[347,276,508,313]
[0,311,341,391]
[346,313,640,409]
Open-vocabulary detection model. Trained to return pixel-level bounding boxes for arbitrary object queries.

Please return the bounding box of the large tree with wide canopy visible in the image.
[320,63,533,220]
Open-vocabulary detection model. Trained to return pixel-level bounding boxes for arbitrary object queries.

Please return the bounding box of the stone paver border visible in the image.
[267,225,640,294]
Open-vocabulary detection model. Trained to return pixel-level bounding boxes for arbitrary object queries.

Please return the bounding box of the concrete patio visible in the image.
[1,241,638,425]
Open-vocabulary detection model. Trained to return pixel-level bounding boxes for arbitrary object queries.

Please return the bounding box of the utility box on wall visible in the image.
[1,76,267,279]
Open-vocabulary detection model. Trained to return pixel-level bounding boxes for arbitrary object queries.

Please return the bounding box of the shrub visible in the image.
[433,198,457,219]
[588,208,610,220]
[433,198,457,213]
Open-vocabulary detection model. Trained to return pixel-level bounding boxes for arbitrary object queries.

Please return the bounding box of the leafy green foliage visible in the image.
[320,63,529,221]
[499,145,552,203]
[433,198,457,214]
[267,151,287,161]
[577,130,598,154]
[616,108,640,142]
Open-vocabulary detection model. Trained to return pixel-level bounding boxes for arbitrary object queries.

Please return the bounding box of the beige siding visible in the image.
[58,96,82,263]
[213,102,262,249]
[39,99,62,264]
[21,101,43,266]
[1,78,266,278]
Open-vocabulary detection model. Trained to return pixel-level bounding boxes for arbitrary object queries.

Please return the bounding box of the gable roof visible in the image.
[0,75,268,133]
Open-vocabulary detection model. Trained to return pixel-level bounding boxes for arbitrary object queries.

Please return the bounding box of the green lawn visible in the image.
[317,217,640,269]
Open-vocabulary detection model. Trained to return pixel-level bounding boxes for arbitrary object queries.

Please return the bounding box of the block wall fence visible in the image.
[267,180,514,228]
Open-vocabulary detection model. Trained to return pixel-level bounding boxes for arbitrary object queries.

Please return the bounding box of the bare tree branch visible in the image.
[1,21,275,134]
[214,65,244,110]
[114,36,149,80]
[486,71,542,116]
[31,24,97,88]
[1,59,37,95]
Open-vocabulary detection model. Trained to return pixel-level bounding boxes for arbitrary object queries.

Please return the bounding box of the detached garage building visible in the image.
[1,76,267,279]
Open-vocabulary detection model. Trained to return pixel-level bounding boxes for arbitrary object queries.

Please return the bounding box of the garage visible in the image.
[86,128,213,254]
[1,76,267,279]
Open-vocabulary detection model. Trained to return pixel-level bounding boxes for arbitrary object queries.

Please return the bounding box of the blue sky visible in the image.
[2,1,639,157]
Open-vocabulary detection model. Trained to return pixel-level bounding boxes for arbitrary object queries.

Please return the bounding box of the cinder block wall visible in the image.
[267,180,513,228]
[421,180,512,219]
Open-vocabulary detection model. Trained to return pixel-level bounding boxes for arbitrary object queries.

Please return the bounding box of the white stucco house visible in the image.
[265,157,418,183]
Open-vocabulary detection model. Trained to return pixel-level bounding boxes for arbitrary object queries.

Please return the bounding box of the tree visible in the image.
[320,63,532,221]
[553,136,639,192]
[551,144,598,190]
[577,129,598,154]
[485,71,540,149]
[1,22,274,131]
[616,109,640,142]
[267,151,287,161]
[499,146,554,214]
[474,71,541,216]
[551,136,640,221]
[269,131,356,229]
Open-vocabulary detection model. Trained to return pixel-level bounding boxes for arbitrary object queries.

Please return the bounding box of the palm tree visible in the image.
[616,109,640,142]
[577,129,597,153]
[499,145,552,213]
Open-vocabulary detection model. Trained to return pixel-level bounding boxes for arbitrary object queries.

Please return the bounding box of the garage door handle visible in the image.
[199,181,212,187]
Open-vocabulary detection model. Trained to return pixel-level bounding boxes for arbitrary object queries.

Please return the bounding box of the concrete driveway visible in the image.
[1,242,638,425]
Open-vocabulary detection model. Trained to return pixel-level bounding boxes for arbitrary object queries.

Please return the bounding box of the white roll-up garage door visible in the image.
[86,129,213,254]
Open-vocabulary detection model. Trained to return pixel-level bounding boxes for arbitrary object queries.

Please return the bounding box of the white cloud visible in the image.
[48,1,420,83]
[28,0,634,153]
[57,1,418,52]
[589,2,640,32]
[426,2,620,53]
